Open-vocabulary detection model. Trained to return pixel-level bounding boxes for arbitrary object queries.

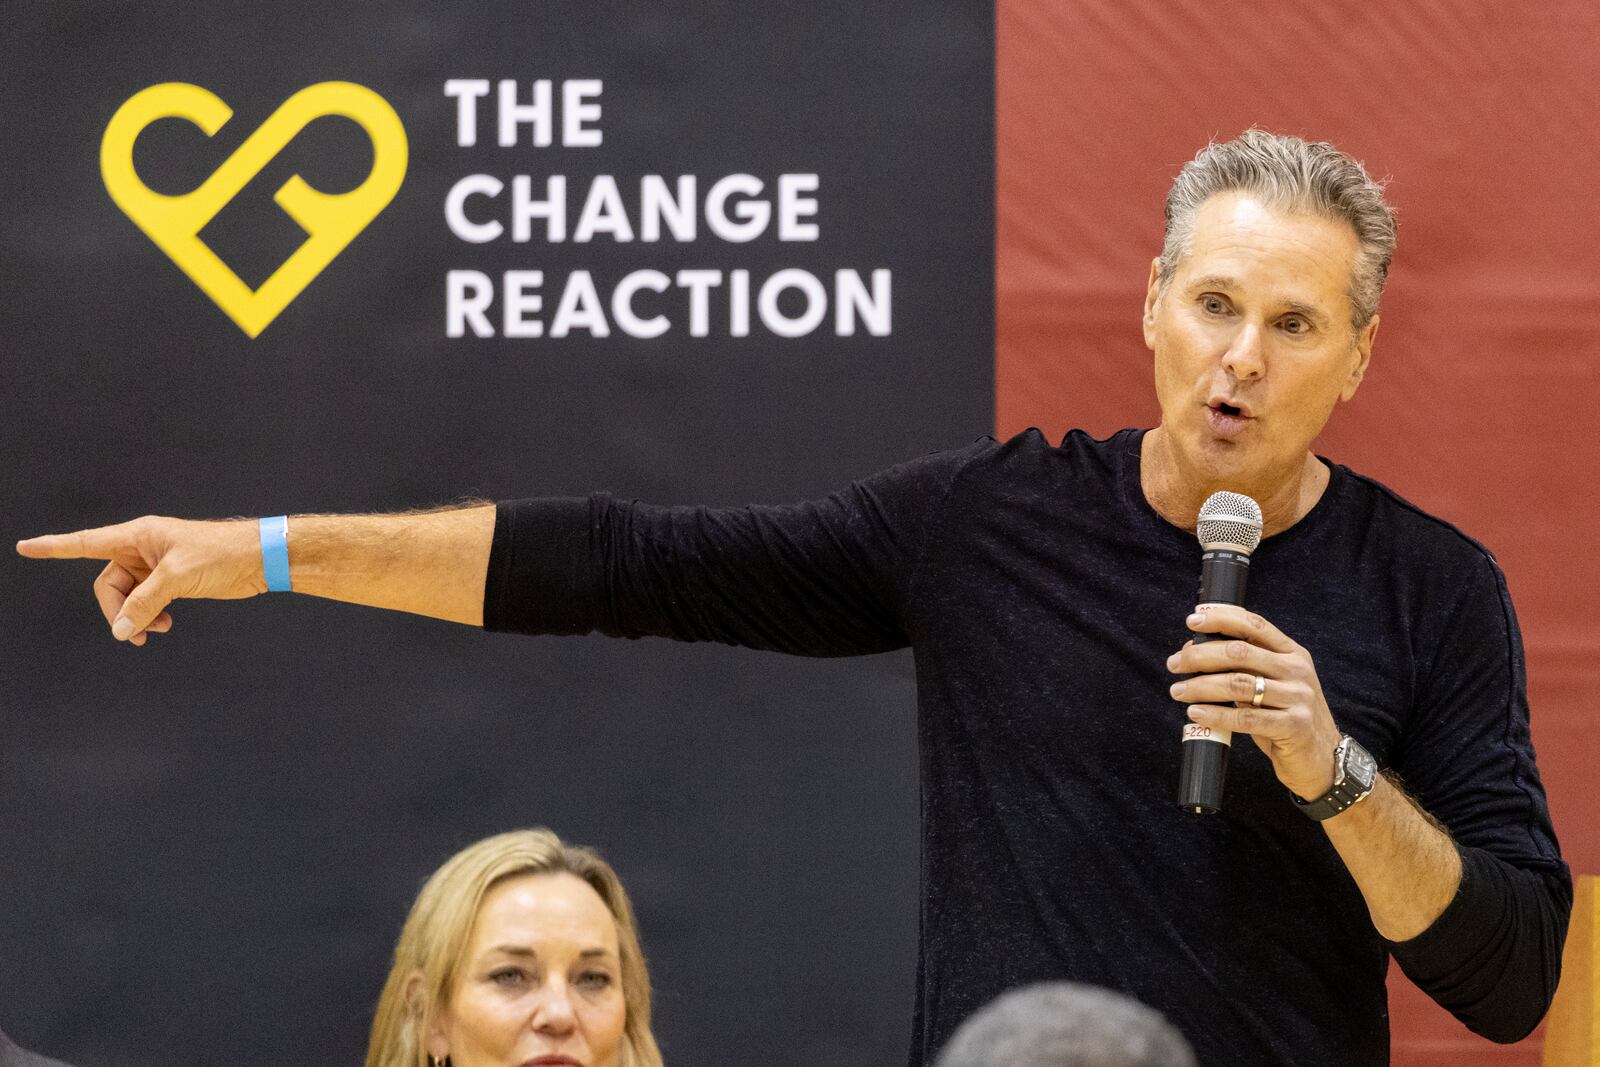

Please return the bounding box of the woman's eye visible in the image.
[490,968,528,987]
[576,971,613,991]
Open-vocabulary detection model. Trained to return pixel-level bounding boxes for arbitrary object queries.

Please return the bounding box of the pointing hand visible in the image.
[17,517,264,646]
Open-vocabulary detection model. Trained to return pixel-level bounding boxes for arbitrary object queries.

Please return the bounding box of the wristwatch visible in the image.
[1292,734,1378,821]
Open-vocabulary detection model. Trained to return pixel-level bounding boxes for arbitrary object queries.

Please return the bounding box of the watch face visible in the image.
[1346,741,1378,787]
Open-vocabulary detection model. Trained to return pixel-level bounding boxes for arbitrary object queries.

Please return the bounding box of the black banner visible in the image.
[1,3,993,1064]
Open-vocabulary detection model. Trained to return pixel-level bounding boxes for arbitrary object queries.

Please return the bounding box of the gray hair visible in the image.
[1158,129,1396,330]
[935,982,1198,1067]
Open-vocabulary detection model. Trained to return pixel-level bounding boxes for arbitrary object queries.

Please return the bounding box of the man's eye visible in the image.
[1281,316,1309,334]
[1201,296,1228,315]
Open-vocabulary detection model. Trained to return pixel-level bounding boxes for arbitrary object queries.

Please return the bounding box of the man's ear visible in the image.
[1342,314,1379,402]
[1142,257,1162,352]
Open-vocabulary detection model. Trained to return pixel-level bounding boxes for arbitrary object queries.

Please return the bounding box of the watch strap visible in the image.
[1292,736,1375,821]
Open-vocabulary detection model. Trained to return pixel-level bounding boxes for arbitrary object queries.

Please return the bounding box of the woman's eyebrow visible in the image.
[485,945,616,959]
[488,945,537,957]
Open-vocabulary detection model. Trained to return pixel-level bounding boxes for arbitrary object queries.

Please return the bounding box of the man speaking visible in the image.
[19,131,1569,1064]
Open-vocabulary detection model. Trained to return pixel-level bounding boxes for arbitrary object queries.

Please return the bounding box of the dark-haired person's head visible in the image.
[0,1028,74,1067]
[935,982,1197,1067]
[364,828,662,1067]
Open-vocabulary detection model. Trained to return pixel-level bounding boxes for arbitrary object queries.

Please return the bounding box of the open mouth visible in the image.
[1205,401,1251,437]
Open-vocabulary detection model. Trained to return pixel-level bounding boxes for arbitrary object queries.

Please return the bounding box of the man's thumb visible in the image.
[113,568,175,639]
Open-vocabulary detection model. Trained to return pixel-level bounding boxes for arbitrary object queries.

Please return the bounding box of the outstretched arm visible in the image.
[16,505,496,644]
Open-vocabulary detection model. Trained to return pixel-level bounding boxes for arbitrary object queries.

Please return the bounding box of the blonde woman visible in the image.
[366,828,663,1067]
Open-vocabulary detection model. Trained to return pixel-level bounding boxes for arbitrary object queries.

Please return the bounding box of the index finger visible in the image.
[1186,603,1297,654]
[16,522,139,560]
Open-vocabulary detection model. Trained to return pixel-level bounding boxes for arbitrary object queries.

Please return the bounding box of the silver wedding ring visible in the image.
[1251,673,1267,708]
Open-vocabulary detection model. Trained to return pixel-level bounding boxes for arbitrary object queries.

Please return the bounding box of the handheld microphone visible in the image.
[1177,490,1263,815]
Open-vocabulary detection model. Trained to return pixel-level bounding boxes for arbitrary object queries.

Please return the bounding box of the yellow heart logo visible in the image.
[101,82,407,338]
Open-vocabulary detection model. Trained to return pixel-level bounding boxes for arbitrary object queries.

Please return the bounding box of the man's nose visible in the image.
[531,981,578,1035]
[1221,322,1266,381]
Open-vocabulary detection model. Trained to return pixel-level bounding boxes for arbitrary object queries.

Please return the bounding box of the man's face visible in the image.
[1142,192,1377,491]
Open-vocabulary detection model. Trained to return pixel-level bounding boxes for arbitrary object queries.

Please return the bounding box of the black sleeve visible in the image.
[1386,554,1572,1043]
[482,441,986,656]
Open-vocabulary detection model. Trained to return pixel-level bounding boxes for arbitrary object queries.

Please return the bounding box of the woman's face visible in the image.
[431,871,628,1067]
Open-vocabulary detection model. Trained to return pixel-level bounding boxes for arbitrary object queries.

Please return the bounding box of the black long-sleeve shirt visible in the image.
[484,428,1570,1065]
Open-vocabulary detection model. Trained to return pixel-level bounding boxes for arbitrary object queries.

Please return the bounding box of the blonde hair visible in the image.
[364,828,663,1067]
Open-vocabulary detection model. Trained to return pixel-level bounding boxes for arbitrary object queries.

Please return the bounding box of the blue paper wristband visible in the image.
[259,515,291,592]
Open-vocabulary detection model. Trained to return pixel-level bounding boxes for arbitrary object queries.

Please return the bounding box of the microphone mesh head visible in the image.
[1196,491,1263,554]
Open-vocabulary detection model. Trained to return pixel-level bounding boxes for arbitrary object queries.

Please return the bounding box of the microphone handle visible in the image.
[1177,548,1251,814]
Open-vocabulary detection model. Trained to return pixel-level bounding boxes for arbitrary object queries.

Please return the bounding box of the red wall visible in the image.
[997,2,1600,1061]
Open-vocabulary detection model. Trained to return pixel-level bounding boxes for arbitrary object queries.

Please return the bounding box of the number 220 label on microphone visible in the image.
[1183,722,1233,745]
